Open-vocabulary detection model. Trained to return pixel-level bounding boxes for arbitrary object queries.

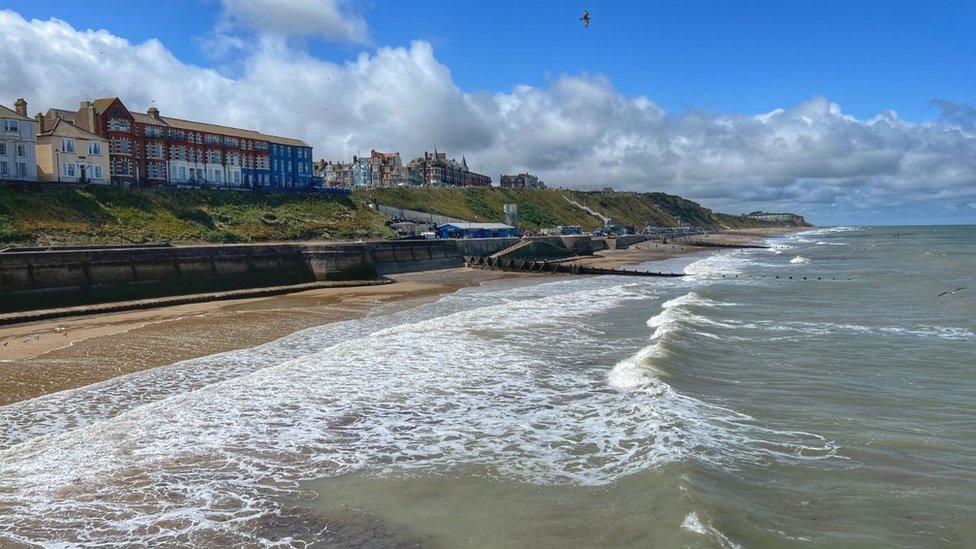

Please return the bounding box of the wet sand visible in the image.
[0,269,517,406]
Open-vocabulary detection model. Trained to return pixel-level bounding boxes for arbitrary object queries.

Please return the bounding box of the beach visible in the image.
[0,268,517,406]
[0,231,778,406]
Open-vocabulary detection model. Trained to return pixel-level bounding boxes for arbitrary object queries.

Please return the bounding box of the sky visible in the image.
[1,0,974,225]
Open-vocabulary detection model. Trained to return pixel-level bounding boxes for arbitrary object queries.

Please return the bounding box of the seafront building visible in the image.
[34,115,110,184]
[0,99,38,182]
[408,149,491,187]
[316,148,487,189]
[45,97,312,190]
[499,172,545,189]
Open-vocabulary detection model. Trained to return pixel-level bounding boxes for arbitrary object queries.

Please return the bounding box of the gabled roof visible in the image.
[39,118,104,140]
[92,97,121,115]
[0,104,31,121]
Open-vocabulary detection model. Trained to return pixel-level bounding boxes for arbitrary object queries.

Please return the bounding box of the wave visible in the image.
[682,511,742,549]
[761,321,975,341]
[789,256,810,264]
[608,291,838,469]
[683,251,752,277]
[0,277,717,546]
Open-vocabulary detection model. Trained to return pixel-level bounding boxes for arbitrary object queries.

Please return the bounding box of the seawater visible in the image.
[0,226,974,547]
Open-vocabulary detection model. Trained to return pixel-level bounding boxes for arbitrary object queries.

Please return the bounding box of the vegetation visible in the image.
[359,188,801,231]
[0,184,803,247]
[0,186,393,246]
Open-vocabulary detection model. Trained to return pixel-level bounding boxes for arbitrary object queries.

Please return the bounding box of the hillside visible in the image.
[359,188,807,231]
[0,186,393,246]
[0,185,806,247]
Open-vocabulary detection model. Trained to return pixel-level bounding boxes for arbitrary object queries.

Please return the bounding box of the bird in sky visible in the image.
[580,10,591,27]
[937,287,967,297]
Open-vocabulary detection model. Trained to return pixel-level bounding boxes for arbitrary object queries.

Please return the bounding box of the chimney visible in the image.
[148,106,160,119]
[34,113,45,133]
[77,101,95,133]
[14,98,27,117]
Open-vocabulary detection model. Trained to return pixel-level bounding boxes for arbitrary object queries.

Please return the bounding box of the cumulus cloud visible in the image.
[218,0,370,44]
[1,9,974,222]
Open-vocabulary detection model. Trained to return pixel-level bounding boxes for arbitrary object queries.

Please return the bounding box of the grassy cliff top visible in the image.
[0,185,805,247]
[0,186,393,246]
[357,188,804,231]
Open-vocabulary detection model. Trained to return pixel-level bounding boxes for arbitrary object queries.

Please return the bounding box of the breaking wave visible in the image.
[0,276,840,546]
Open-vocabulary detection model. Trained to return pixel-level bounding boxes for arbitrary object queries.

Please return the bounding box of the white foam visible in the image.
[0,277,840,546]
[789,256,810,264]
[682,512,742,549]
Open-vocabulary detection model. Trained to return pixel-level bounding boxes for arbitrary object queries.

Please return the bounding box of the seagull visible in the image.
[937,287,967,297]
[580,10,591,27]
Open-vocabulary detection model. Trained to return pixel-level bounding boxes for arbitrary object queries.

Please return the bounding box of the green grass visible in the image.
[0,185,803,247]
[0,186,393,246]
[357,188,799,231]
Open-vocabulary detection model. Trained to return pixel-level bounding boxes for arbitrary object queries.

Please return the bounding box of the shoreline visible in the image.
[0,229,792,406]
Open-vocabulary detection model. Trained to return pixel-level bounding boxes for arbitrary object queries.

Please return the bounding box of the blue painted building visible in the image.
[436,222,518,239]
[269,138,313,191]
[241,139,271,189]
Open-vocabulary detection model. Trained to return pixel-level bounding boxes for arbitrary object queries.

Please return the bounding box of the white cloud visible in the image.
[218,0,370,44]
[1,9,974,223]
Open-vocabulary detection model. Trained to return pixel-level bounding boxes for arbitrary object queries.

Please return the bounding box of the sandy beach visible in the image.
[0,230,789,406]
[0,268,520,406]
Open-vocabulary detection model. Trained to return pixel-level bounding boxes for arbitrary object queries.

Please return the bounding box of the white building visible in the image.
[0,99,37,182]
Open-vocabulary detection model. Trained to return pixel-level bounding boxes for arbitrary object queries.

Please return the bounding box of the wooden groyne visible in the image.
[464,256,684,277]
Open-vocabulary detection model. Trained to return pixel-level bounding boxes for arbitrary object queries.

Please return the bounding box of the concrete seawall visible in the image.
[0,238,520,313]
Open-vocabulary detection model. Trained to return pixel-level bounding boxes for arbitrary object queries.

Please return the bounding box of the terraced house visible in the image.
[34,115,110,184]
[48,97,312,190]
[0,98,37,182]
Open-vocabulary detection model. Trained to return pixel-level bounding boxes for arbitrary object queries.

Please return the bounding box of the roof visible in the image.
[159,115,309,147]
[0,104,31,121]
[38,118,104,140]
[92,97,120,115]
[47,108,77,122]
[88,97,309,148]
[439,222,515,230]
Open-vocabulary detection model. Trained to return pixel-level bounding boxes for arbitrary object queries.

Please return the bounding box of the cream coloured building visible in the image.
[35,116,110,184]
[0,99,37,182]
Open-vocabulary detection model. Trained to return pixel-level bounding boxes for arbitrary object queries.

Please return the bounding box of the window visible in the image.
[61,138,75,153]
[179,166,187,181]
[0,161,7,175]
[16,162,27,176]
[0,142,6,155]
[63,163,76,177]
[110,138,131,155]
[92,165,103,180]
[233,172,240,184]
[89,141,102,155]
[16,144,26,157]
[3,119,18,132]
[107,118,130,132]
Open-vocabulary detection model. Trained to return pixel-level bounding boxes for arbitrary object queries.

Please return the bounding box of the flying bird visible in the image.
[937,287,967,297]
[580,10,591,27]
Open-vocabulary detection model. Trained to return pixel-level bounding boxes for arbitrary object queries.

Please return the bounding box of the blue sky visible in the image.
[1,0,975,224]
[6,0,974,121]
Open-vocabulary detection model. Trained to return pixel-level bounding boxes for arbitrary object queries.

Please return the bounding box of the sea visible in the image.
[0,225,974,548]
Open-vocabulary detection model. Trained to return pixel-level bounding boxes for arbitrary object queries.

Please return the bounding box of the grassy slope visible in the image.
[356,188,604,231]
[0,185,803,246]
[0,186,393,246]
[361,188,799,231]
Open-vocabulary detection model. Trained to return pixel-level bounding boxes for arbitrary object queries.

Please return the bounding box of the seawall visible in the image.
[0,238,520,313]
